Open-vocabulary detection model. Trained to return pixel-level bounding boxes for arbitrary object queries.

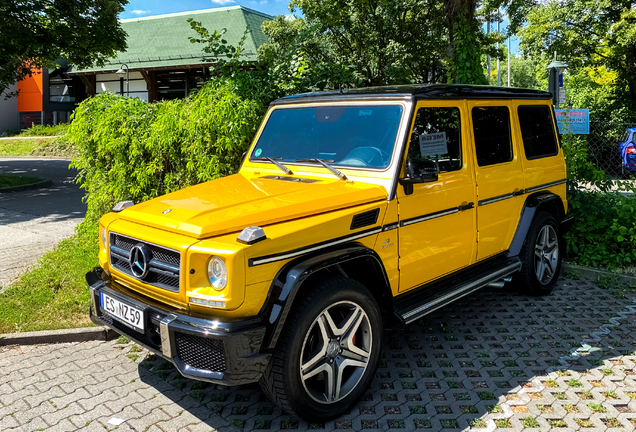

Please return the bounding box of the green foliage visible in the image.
[519,0,636,101]
[187,18,250,76]
[450,10,488,85]
[561,131,636,270]
[565,189,636,269]
[263,0,449,90]
[18,124,70,137]
[0,0,127,97]
[68,76,269,232]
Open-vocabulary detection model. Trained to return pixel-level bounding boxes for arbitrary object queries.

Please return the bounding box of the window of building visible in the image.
[518,106,559,159]
[407,106,462,173]
[472,106,513,166]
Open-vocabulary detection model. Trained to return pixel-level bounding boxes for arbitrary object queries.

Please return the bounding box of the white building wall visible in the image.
[96,72,148,102]
[0,84,19,134]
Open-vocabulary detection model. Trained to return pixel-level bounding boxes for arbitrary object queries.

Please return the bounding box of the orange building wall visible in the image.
[17,69,43,112]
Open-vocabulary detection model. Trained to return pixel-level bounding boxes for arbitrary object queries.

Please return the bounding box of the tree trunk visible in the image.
[625,47,636,101]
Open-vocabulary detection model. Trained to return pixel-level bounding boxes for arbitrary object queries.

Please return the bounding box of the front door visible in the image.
[397,102,477,292]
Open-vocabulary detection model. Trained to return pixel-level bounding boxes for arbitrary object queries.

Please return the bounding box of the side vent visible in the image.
[350,208,380,230]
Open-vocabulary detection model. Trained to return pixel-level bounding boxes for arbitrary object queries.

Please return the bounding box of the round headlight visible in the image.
[101,228,107,249]
[207,256,227,290]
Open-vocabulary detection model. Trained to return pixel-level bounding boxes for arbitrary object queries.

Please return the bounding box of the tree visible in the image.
[518,0,636,100]
[444,0,488,84]
[0,0,128,97]
[265,0,450,89]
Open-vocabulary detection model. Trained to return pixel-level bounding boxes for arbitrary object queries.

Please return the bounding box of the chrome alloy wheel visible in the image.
[534,225,559,284]
[300,300,372,404]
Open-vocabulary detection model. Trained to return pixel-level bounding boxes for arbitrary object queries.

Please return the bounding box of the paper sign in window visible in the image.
[419,132,448,157]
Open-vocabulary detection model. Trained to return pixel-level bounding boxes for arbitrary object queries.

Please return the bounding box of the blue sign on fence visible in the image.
[555,108,589,134]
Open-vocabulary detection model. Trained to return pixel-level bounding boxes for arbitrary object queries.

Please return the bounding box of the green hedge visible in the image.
[68,77,271,233]
[562,134,636,270]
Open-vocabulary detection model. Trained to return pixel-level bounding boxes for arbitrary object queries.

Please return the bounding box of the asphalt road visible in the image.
[0,158,86,289]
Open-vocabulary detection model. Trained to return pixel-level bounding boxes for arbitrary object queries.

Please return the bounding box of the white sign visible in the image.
[419,132,448,157]
[558,88,567,105]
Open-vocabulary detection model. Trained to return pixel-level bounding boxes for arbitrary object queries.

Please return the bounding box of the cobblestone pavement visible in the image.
[0,158,85,289]
[2,276,636,431]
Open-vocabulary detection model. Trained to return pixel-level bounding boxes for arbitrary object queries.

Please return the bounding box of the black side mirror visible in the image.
[398,159,439,195]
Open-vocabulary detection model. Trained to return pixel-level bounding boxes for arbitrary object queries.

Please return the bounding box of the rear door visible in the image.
[468,101,525,261]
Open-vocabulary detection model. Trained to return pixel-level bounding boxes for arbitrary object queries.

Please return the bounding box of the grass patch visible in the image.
[0,135,75,158]
[0,234,98,333]
[469,419,486,428]
[0,174,44,188]
[567,378,583,387]
[520,417,539,428]
[547,419,567,427]
[494,418,511,428]
[18,124,70,137]
[588,402,605,413]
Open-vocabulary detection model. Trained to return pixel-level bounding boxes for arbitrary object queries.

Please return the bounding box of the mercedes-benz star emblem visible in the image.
[129,243,152,279]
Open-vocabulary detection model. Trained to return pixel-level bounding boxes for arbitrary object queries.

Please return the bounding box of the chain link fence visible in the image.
[568,121,636,178]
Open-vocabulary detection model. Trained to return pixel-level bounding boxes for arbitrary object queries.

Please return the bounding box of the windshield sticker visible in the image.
[419,132,448,157]
[255,148,263,157]
[359,109,373,116]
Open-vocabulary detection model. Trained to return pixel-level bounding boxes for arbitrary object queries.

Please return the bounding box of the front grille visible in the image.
[109,232,181,292]
[100,312,163,351]
[175,333,226,372]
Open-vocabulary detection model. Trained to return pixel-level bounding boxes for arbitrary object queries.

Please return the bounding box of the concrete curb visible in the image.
[0,326,119,346]
[0,178,52,192]
[0,155,74,160]
[563,262,636,284]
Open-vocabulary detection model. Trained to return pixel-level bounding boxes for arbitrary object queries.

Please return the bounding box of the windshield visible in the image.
[251,105,403,170]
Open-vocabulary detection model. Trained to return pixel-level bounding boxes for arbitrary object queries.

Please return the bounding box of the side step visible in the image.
[394,256,521,325]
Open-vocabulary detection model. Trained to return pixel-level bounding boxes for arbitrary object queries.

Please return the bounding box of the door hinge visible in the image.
[476,230,479,242]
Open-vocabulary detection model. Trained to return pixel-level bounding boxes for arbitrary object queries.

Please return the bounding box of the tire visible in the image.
[259,276,382,422]
[517,211,562,296]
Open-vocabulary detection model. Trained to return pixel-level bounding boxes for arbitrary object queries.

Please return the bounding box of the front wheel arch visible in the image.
[258,245,394,352]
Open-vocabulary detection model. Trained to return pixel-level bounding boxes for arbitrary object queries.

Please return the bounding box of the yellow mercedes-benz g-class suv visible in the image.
[87,84,572,421]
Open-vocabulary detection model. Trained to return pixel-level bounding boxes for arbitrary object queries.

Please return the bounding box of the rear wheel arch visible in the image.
[508,192,565,257]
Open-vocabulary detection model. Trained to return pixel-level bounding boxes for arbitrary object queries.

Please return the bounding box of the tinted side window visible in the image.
[407,107,462,173]
[518,105,559,159]
[472,106,512,166]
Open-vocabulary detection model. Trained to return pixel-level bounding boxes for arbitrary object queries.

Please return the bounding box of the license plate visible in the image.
[100,292,145,331]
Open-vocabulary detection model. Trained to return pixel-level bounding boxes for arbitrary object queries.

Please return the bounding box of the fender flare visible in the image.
[257,244,392,351]
[508,192,566,257]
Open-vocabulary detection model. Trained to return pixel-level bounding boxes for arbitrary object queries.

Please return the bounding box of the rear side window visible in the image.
[472,106,512,166]
[518,105,559,159]
[407,106,462,173]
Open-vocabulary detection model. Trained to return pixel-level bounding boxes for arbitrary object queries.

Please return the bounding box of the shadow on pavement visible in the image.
[137,277,636,431]
[0,159,85,225]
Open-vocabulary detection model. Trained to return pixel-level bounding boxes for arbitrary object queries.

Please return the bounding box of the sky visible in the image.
[120,0,293,20]
[120,1,520,54]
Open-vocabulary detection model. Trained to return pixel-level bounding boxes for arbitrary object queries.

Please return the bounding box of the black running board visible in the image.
[394,256,522,325]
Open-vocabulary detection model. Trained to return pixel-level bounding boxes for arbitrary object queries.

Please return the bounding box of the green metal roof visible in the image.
[69,6,273,74]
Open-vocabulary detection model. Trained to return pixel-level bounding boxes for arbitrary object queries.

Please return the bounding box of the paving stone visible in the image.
[3,278,636,431]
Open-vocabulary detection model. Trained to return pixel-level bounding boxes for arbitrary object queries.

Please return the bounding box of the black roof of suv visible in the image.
[273,84,552,105]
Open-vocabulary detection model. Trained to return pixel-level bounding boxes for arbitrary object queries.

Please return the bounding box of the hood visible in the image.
[119,174,387,239]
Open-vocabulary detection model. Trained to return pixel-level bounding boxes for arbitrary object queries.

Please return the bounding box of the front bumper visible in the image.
[87,268,270,386]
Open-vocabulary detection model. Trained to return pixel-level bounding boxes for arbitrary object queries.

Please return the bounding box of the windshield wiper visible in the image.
[252,157,293,175]
[295,158,347,181]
